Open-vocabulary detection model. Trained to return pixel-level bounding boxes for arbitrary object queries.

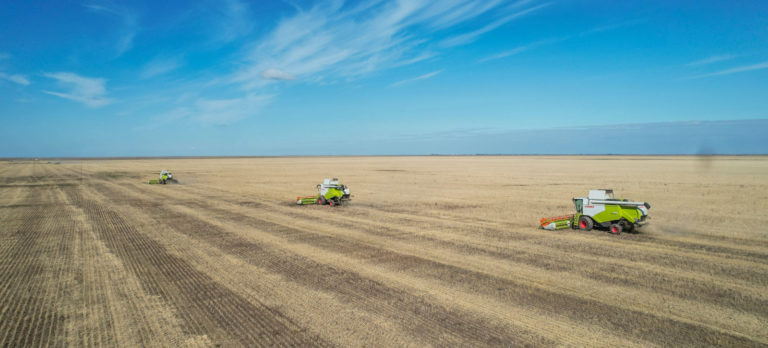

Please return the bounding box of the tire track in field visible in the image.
[70,164,768,344]
[68,186,117,347]
[0,188,45,346]
[74,185,318,347]
[321,202,768,286]
[44,203,74,348]
[352,197,768,254]
[7,165,118,347]
[356,217,768,317]
[263,204,768,342]
[534,237,768,285]
[82,182,474,346]
[154,186,768,321]
[0,185,70,347]
[33,188,75,348]
[100,181,763,346]
[61,185,201,347]
[0,186,28,257]
[93,181,556,346]
[338,216,768,318]
[208,205,766,346]
[163,181,768,286]
[122,179,768,341]
[123,176,768,329]
[648,231,768,250]
[355,202,768,265]
[65,184,325,347]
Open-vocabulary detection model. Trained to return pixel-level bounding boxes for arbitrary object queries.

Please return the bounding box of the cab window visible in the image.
[574,199,583,213]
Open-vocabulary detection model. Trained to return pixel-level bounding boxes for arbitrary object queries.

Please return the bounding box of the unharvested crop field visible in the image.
[1,156,767,347]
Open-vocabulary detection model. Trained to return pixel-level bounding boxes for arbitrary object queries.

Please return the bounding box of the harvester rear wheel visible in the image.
[610,223,623,235]
[578,216,593,231]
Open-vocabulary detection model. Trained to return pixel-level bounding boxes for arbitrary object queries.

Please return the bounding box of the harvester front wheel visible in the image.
[578,216,593,231]
[610,223,623,235]
[318,196,326,205]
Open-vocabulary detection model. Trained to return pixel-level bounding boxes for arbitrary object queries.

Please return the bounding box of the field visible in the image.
[1,156,767,347]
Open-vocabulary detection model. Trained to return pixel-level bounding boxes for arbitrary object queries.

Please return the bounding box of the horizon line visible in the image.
[3,153,767,160]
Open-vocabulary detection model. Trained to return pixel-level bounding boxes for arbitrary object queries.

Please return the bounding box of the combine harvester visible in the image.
[296,178,351,207]
[148,170,175,184]
[540,189,650,234]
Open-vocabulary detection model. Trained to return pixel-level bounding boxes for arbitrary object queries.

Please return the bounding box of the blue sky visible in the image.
[1,0,767,156]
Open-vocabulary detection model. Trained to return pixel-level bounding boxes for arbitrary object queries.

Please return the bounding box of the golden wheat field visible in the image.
[1,156,767,347]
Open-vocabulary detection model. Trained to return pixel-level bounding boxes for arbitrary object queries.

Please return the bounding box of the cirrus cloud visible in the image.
[261,68,297,81]
[0,72,30,86]
[689,60,768,79]
[43,72,113,107]
[390,69,442,87]
[686,54,735,67]
[140,56,183,79]
[232,0,549,89]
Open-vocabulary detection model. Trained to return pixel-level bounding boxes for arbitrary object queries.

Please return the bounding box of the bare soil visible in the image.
[1,156,767,346]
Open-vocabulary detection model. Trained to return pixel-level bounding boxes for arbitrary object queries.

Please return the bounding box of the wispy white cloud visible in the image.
[391,70,442,87]
[116,31,136,57]
[233,1,548,89]
[477,19,639,63]
[690,60,768,78]
[577,18,644,37]
[140,56,183,79]
[396,51,438,66]
[43,72,113,107]
[83,1,139,56]
[0,72,30,85]
[687,54,735,67]
[194,94,274,124]
[210,0,254,43]
[138,1,548,125]
[420,0,508,29]
[0,52,9,60]
[439,3,549,48]
[479,46,531,63]
[139,93,274,129]
[261,68,297,81]
[134,107,193,130]
[478,38,560,63]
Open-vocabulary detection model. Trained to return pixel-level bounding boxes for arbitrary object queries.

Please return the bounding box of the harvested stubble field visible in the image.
[1,156,767,347]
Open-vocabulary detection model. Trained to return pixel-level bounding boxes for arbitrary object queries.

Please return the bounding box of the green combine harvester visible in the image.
[296,178,351,207]
[148,170,175,184]
[540,189,650,234]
